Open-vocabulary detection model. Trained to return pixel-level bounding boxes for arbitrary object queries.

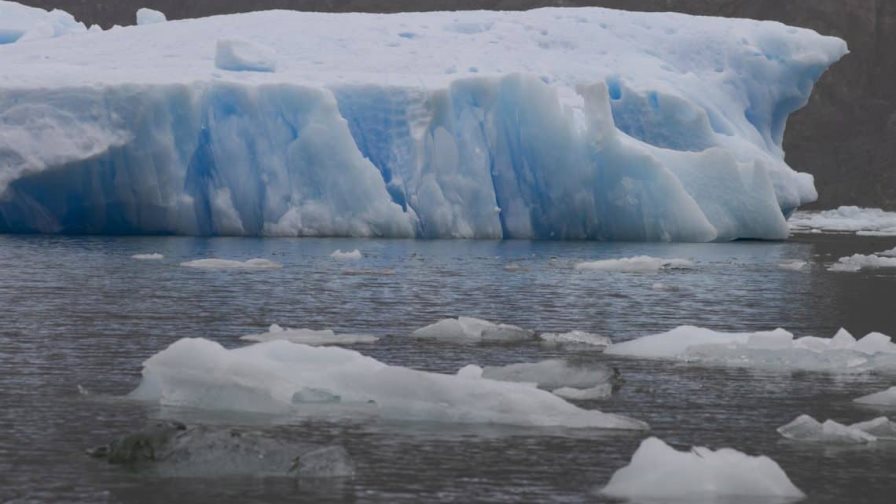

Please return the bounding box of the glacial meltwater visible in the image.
[1,234,894,503]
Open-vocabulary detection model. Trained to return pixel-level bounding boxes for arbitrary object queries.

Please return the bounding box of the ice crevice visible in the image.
[0,8,847,240]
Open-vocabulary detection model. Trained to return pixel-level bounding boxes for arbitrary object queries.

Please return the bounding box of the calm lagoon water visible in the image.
[1,234,894,503]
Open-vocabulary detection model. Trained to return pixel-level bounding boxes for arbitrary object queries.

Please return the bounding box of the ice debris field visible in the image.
[0,4,847,240]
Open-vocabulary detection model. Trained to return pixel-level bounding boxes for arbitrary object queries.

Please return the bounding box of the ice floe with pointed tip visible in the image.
[777,414,883,444]
[606,326,896,373]
[130,338,647,430]
[538,330,612,350]
[854,387,896,407]
[790,206,896,236]
[330,249,362,260]
[599,437,804,500]
[412,317,534,343]
[180,258,282,270]
[240,324,378,346]
[575,256,693,273]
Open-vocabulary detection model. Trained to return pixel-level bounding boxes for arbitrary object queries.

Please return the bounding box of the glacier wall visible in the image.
[0,8,847,240]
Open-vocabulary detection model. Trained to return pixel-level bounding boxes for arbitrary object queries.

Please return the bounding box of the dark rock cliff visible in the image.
[17,1,896,209]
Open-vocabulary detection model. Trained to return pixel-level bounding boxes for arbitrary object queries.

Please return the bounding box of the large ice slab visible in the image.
[606,326,896,373]
[599,437,804,500]
[0,1,86,44]
[855,387,896,407]
[130,338,647,430]
[0,8,845,240]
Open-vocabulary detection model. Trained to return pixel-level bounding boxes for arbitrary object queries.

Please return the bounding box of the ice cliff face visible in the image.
[0,8,846,240]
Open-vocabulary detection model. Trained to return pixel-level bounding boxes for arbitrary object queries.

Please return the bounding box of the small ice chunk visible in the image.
[552,384,612,400]
[132,253,164,260]
[180,258,281,270]
[575,256,693,273]
[599,437,804,500]
[777,415,876,444]
[481,359,614,390]
[854,387,896,406]
[241,324,378,346]
[215,38,277,73]
[294,446,355,478]
[330,249,362,260]
[538,330,611,350]
[136,8,166,26]
[789,206,896,235]
[778,260,807,271]
[412,317,534,343]
[829,253,896,272]
[456,364,484,379]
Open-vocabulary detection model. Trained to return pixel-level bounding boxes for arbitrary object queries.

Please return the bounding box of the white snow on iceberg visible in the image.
[606,326,896,373]
[599,437,804,500]
[0,1,86,44]
[130,338,647,430]
[0,8,845,240]
[240,324,379,345]
[790,206,896,236]
[575,256,693,272]
[180,258,281,269]
[412,317,534,343]
[854,387,896,407]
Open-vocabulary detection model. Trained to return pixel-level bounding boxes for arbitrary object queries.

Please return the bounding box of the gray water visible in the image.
[1,234,895,503]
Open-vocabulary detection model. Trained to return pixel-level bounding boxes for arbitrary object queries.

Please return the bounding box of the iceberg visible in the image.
[130,338,647,430]
[0,8,845,240]
[777,415,878,444]
[0,1,86,44]
[575,256,693,272]
[606,326,896,373]
[240,324,379,345]
[790,206,896,236]
[854,387,896,407]
[599,437,804,500]
[412,317,534,343]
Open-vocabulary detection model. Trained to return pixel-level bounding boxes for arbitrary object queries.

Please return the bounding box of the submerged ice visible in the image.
[0,8,845,240]
[130,338,647,430]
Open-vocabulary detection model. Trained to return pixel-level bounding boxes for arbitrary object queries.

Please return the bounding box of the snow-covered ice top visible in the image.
[607,326,896,373]
[790,206,896,236]
[240,324,379,346]
[130,338,647,430]
[599,437,804,500]
[0,1,86,44]
[0,8,846,240]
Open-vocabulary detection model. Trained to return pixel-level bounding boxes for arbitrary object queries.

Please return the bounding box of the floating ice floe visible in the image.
[776,414,892,444]
[778,260,807,271]
[0,0,87,44]
[481,359,616,390]
[538,330,612,350]
[136,8,166,26]
[180,258,282,270]
[240,324,379,346]
[606,326,896,373]
[854,387,896,407]
[790,206,896,236]
[330,249,362,260]
[551,385,613,401]
[130,338,647,430]
[132,253,164,260]
[0,8,845,239]
[829,251,896,273]
[599,437,804,500]
[575,256,693,273]
[215,38,277,73]
[412,317,534,343]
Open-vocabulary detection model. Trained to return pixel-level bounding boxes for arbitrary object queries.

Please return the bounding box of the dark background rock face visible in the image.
[18,1,896,210]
